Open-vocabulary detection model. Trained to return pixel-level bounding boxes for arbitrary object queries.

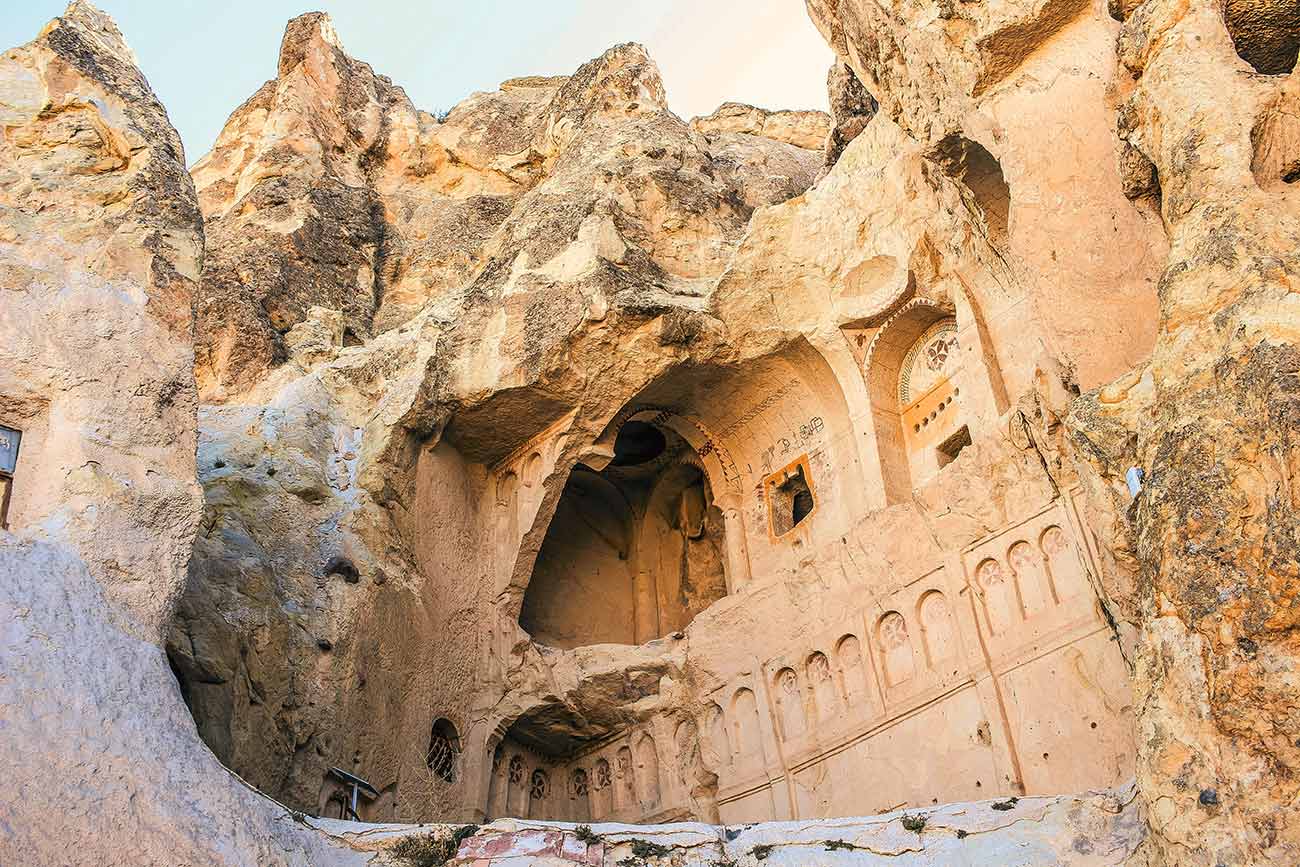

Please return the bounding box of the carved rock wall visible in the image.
[4,0,1298,864]
[165,0,1154,832]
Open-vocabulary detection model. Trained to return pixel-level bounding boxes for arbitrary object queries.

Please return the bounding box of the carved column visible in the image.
[720,501,752,592]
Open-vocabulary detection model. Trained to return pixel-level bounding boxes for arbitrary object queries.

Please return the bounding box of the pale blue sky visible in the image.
[3,1,833,165]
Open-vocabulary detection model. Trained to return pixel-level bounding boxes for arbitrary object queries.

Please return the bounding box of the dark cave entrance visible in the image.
[518,420,728,649]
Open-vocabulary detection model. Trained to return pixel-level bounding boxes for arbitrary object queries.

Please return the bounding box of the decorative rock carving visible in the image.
[808,652,838,719]
[496,470,518,508]
[570,767,590,820]
[0,0,1173,855]
[508,755,524,784]
[835,635,869,704]
[1041,525,1089,601]
[900,320,960,405]
[615,746,635,813]
[775,667,807,739]
[592,758,613,818]
[977,558,1016,636]
[530,768,549,801]
[731,688,762,763]
[1009,541,1051,617]
[634,734,660,808]
[507,755,527,816]
[705,703,730,767]
[918,591,957,668]
[877,612,915,687]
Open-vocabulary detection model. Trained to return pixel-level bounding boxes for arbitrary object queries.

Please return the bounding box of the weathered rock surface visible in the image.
[0,0,202,639]
[191,21,823,402]
[4,0,1300,864]
[317,782,1144,865]
[168,13,839,822]
[689,101,831,149]
[0,7,356,865]
[0,541,370,867]
[165,6,1146,835]
[1090,1,1300,863]
[822,60,877,170]
[805,0,1168,391]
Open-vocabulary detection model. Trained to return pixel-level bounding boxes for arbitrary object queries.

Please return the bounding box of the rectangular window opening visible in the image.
[766,457,816,537]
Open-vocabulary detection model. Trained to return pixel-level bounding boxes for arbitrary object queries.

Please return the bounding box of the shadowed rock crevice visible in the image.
[1224,0,1300,75]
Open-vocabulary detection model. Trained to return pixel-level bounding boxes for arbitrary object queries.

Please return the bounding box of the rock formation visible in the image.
[0,5,363,864]
[2,0,1298,865]
[0,0,202,639]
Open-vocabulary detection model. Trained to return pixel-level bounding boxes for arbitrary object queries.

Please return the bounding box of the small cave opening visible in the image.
[936,425,972,468]
[518,422,728,650]
[1225,0,1299,75]
[611,420,667,466]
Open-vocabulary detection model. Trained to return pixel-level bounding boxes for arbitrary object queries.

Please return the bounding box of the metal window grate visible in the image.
[425,719,460,783]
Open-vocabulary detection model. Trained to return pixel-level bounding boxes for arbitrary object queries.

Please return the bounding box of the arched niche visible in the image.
[597,407,752,594]
[635,460,728,641]
[863,298,1003,500]
[518,417,732,649]
[595,339,869,582]
[425,717,461,783]
[518,467,636,647]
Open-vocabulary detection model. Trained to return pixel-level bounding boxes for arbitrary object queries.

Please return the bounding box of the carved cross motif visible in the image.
[571,768,588,796]
[507,755,524,784]
[1009,542,1041,571]
[779,669,799,696]
[925,334,957,371]
[978,559,1007,587]
[594,760,611,790]
[529,769,549,800]
[879,613,909,649]
[1041,525,1069,556]
[809,654,831,682]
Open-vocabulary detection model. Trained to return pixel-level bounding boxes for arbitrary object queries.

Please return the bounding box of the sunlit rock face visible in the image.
[0,0,202,639]
[0,5,365,865]
[170,5,1145,835]
[172,11,832,823]
[3,0,1298,864]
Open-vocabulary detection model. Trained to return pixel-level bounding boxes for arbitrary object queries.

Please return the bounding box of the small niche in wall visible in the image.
[765,456,816,538]
[936,425,971,469]
[426,718,461,783]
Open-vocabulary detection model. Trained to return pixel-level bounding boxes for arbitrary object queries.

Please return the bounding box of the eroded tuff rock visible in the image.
[0,0,202,638]
[0,6,360,865]
[1102,1,1300,862]
[1,542,371,866]
[191,20,823,401]
[171,14,828,819]
[822,60,877,170]
[688,101,831,149]
[160,1,1154,837]
[805,0,1167,392]
[4,0,1300,863]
